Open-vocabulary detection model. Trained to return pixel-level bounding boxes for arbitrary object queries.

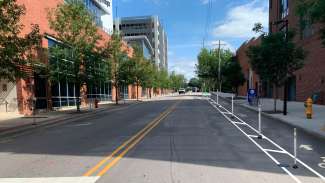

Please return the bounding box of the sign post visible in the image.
[248,89,257,106]
[293,128,298,169]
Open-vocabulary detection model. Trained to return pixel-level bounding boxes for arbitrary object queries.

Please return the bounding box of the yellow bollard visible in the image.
[305,97,313,119]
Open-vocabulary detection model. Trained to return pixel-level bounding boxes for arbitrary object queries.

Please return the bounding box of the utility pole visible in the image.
[214,40,226,92]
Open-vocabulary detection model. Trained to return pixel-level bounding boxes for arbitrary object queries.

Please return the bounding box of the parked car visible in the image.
[179,88,186,94]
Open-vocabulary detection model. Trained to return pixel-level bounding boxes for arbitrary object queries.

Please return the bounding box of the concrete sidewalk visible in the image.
[214,92,325,139]
[0,100,138,137]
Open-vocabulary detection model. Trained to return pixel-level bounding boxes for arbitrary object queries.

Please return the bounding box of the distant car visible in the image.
[179,88,186,94]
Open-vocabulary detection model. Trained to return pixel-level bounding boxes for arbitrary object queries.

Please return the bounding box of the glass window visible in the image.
[48,38,57,48]
[83,0,103,27]
[68,83,75,97]
[60,81,67,97]
[51,82,60,97]
[280,0,289,19]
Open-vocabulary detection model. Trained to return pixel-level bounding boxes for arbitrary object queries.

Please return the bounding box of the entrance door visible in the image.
[34,73,47,109]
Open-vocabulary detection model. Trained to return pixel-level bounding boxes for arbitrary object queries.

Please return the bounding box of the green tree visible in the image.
[296,0,325,46]
[141,61,156,98]
[188,78,201,89]
[101,32,130,105]
[247,29,305,112]
[196,48,233,92]
[0,0,41,81]
[169,71,187,91]
[222,56,245,95]
[151,68,169,94]
[128,45,154,100]
[85,47,110,99]
[48,0,101,111]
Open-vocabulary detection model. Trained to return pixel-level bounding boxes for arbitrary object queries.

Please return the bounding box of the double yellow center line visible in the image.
[83,102,179,177]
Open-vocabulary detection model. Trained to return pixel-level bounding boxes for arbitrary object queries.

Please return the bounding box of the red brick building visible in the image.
[269,0,325,104]
[237,37,261,97]
[237,0,325,104]
[0,0,146,115]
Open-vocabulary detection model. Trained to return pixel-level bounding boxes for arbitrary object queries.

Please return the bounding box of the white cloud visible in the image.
[212,0,268,38]
[209,40,236,53]
[169,58,196,80]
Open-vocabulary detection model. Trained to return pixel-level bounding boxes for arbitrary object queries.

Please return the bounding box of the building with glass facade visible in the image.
[78,0,113,33]
[46,36,116,109]
[2,0,135,115]
[114,16,168,70]
[123,36,154,60]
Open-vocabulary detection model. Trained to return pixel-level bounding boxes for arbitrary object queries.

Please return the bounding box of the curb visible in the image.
[0,102,139,139]
[240,104,325,140]
[211,94,325,140]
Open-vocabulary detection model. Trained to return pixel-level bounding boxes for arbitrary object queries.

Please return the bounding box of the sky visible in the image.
[114,0,269,80]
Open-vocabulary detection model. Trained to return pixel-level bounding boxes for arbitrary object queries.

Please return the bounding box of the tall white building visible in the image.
[114,16,168,69]
[84,0,114,34]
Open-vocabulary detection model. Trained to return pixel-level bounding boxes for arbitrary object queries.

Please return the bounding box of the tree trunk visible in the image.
[136,83,139,101]
[115,83,119,105]
[76,82,81,112]
[235,87,238,97]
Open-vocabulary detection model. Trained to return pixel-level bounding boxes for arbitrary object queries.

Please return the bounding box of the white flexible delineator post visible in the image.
[217,90,219,105]
[207,98,325,182]
[293,128,298,169]
[258,104,262,139]
[231,95,234,114]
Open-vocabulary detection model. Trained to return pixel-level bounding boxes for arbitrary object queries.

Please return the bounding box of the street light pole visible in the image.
[283,20,289,116]
[218,40,221,92]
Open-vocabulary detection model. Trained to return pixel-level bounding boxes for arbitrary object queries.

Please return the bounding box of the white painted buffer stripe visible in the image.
[0,177,100,183]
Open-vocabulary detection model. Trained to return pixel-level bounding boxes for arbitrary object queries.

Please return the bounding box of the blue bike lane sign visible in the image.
[247,89,257,105]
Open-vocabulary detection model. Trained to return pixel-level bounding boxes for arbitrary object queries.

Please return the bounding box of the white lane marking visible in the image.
[69,123,93,127]
[233,122,246,125]
[211,103,302,183]
[0,177,100,183]
[264,149,287,154]
[208,98,325,183]
[319,157,325,169]
[214,100,325,182]
[247,135,259,138]
[299,144,313,151]
[221,112,232,115]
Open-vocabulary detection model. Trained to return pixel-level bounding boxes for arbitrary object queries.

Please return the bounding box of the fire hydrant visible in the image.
[94,99,99,108]
[305,97,313,119]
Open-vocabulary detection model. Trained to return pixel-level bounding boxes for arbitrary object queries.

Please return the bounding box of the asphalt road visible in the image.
[0,95,323,183]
